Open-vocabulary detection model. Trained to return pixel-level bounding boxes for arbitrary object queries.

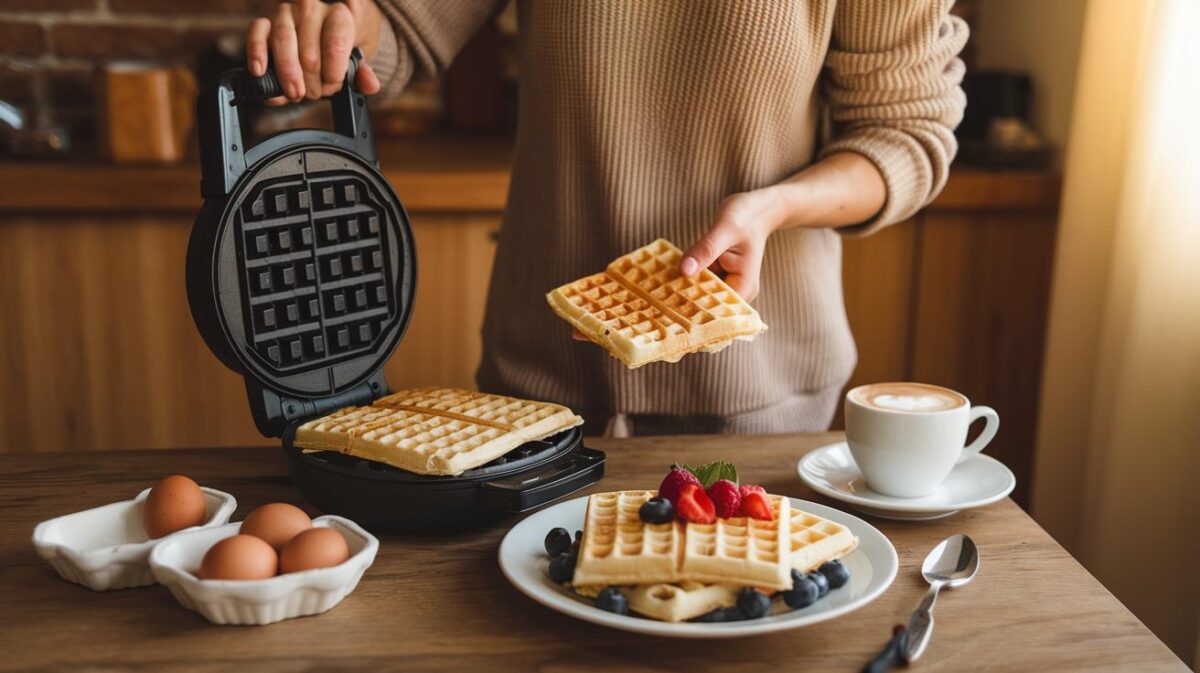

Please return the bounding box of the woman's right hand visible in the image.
[246,0,384,106]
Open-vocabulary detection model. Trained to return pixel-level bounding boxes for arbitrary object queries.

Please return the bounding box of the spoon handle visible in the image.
[904,581,944,661]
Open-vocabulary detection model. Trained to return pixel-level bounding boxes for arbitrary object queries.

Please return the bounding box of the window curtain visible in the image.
[1032,0,1200,666]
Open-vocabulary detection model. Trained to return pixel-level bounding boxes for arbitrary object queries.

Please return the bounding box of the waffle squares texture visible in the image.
[571,490,793,591]
[546,239,767,368]
[293,387,583,476]
[571,491,860,622]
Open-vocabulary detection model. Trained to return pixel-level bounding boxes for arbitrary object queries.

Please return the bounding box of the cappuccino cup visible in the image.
[844,383,999,498]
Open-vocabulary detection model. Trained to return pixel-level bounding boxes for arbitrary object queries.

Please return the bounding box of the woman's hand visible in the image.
[680,152,888,301]
[246,0,384,105]
[679,189,784,302]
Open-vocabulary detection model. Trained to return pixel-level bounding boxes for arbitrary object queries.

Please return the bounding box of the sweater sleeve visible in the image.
[819,0,968,236]
[370,0,508,99]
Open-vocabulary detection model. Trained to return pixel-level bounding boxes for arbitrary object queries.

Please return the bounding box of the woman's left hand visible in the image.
[679,188,784,302]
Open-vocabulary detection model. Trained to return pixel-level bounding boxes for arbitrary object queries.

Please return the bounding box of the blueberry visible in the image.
[548,551,577,583]
[639,497,675,524]
[736,587,772,619]
[783,575,821,609]
[819,559,850,589]
[691,607,745,622]
[544,527,572,558]
[595,587,629,615]
[807,570,830,597]
[570,529,583,553]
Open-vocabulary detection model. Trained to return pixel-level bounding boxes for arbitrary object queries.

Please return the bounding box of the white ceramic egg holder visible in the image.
[149,515,378,625]
[32,487,238,591]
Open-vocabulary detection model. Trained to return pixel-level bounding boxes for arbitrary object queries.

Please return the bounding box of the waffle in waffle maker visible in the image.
[186,51,604,531]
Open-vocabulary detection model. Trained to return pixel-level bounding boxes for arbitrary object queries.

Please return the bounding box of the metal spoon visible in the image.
[905,534,980,661]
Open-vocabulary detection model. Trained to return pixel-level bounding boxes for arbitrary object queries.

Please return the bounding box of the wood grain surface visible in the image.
[0,434,1183,672]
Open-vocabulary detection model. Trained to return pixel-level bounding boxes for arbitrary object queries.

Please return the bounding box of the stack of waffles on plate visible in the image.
[293,387,583,476]
[546,239,767,368]
[569,490,858,622]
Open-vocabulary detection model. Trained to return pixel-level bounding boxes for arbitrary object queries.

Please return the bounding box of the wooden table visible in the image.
[0,434,1185,672]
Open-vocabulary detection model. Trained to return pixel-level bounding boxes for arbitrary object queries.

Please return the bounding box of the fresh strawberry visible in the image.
[706,479,742,518]
[658,467,701,505]
[739,491,774,521]
[739,484,766,499]
[675,483,716,524]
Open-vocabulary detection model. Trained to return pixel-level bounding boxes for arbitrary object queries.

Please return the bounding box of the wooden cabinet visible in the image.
[0,142,1059,506]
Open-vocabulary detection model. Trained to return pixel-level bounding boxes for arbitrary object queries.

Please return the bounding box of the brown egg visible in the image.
[198,535,278,580]
[142,475,207,539]
[239,503,312,552]
[279,527,350,574]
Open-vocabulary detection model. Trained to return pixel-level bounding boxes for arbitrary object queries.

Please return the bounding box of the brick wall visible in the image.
[0,0,265,154]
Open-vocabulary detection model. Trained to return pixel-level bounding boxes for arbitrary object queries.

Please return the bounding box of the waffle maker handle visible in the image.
[478,447,606,513]
[198,48,375,198]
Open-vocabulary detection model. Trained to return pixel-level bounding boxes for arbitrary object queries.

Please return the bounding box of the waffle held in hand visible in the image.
[545,239,767,368]
[293,387,583,476]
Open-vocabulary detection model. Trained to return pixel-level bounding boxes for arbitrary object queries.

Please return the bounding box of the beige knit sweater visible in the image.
[372,1,967,434]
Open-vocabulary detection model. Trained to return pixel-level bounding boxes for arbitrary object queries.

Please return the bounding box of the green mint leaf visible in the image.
[678,461,738,488]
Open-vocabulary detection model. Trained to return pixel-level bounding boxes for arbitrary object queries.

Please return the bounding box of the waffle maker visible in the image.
[187,51,604,531]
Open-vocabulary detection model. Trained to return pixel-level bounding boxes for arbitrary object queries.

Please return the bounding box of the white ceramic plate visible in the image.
[498,496,897,638]
[797,441,1016,520]
[149,515,378,626]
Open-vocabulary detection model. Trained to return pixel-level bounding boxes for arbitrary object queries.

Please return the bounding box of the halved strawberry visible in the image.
[658,467,702,505]
[739,484,766,499]
[739,491,773,521]
[675,483,716,524]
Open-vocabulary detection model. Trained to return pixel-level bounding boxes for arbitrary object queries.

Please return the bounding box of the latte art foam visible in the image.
[849,383,965,412]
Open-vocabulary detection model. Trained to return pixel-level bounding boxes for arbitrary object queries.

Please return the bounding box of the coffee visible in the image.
[847,382,965,413]
[844,382,998,498]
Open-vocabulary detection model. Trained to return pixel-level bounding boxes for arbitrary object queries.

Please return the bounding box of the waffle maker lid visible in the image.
[187,51,416,438]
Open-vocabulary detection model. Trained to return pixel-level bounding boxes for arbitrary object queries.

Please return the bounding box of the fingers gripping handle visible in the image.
[198,47,374,198]
[236,47,363,103]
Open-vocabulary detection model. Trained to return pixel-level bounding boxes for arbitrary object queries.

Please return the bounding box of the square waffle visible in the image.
[572,491,792,591]
[574,496,859,623]
[293,387,583,476]
[545,239,767,368]
[788,507,859,572]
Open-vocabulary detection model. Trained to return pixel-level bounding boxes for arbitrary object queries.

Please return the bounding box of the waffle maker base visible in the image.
[189,53,605,532]
[282,426,603,532]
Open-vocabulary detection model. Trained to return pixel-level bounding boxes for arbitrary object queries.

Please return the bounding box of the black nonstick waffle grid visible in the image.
[236,166,397,375]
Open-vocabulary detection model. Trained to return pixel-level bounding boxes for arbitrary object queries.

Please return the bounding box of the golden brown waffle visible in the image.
[625,582,743,623]
[788,507,859,572]
[545,239,767,368]
[572,490,792,591]
[293,387,583,476]
[577,498,859,623]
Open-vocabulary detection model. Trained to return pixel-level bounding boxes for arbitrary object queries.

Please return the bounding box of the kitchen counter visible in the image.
[0,136,1059,214]
[0,433,1183,672]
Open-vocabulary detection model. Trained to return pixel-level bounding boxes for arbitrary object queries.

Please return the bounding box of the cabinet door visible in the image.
[833,220,919,428]
[909,211,1057,506]
[384,215,498,390]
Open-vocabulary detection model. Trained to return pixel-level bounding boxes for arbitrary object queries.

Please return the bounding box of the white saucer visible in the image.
[797,441,1016,521]
[498,496,897,638]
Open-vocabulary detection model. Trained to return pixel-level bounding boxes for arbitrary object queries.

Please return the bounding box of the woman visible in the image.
[246,0,967,435]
